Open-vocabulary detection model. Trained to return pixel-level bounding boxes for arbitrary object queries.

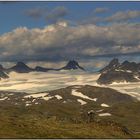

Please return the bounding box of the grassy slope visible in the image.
[0,85,140,138]
[0,103,139,138]
[0,109,133,138]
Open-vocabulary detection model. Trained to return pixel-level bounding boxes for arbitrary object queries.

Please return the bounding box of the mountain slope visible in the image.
[59,60,85,71]
[97,59,140,84]
[0,71,9,80]
[5,60,85,73]
[8,62,33,73]
[0,85,139,138]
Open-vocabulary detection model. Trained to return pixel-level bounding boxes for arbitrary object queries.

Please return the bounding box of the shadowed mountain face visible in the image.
[2,60,85,74]
[0,60,85,80]
[0,71,9,80]
[97,58,140,84]
[8,62,33,73]
[99,58,120,73]
[59,60,85,70]
[0,64,5,71]
[0,63,8,80]
[0,65,9,79]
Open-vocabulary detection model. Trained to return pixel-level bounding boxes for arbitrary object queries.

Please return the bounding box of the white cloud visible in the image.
[0,21,140,62]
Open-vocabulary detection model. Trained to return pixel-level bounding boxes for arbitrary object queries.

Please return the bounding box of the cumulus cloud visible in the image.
[105,10,140,22]
[0,21,140,62]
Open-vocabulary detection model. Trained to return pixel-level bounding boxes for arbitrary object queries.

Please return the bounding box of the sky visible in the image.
[0,1,140,69]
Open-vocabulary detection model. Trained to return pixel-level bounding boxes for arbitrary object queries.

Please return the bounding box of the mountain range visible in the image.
[1,58,140,85]
[0,60,85,79]
[97,58,140,84]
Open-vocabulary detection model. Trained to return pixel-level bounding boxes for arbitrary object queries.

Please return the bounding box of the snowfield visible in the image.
[0,71,100,93]
[0,71,140,100]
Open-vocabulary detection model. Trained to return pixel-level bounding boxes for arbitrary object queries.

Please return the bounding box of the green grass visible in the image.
[0,114,133,138]
[0,103,139,138]
[0,85,140,138]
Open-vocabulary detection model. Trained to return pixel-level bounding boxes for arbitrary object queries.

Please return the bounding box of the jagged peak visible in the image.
[62,60,85,70]
[16,62,27,66]
[109,58,119,66]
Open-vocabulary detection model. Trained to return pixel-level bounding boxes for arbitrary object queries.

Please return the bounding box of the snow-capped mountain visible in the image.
[97,58,140,84]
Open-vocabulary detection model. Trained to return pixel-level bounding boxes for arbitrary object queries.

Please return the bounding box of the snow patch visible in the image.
[134,75,140,80]
[98,113,111,116]
[115,69,132,73]
[0,97,8,101]
[96,109,104,113]
[126,70,132,73]
[101,103,110,107]
[8,93,14,96]
[110,81,129,85]
[43,96,53,101]
[93,98,98,101]
[71,89,96,101]
[25,103,31,107]
[77,99,87,105]
[54,95,62,100]
[32,99,36,102]
[63,101,66,103]
[26,101,31,104]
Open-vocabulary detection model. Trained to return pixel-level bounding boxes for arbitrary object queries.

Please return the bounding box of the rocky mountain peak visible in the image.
[62,60,85,70]
[0,64,4,71]
[109,58,119,67]
[9,62,32,73]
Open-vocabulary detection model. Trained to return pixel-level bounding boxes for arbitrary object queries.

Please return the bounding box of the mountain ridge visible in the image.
[97,58,140,84]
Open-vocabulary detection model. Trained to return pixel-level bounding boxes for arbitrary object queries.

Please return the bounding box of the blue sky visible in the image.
[0,1,140,34]
[0,1,140,65]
